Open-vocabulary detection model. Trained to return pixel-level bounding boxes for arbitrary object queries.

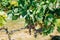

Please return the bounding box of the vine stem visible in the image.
[5,28,11,40]
[0,27,11,40]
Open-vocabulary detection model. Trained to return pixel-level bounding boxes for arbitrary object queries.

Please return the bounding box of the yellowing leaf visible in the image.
[0,11,7,18]
[0,16,6,27]
[0,11,7,27]
[55,19,60,26]
[10,1,18,6]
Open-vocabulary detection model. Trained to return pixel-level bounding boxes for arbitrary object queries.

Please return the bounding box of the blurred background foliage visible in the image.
[0,0,60,35]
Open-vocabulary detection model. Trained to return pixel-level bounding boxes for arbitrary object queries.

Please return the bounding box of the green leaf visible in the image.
[42,25,54,35]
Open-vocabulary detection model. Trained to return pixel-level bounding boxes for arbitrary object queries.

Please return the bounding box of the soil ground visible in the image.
[0,18,60,40]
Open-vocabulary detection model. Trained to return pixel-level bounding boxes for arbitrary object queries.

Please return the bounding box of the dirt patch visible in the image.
[0,19,60,40]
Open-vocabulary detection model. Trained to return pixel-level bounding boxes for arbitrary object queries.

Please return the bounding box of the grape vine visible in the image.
[0,0,60,38]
